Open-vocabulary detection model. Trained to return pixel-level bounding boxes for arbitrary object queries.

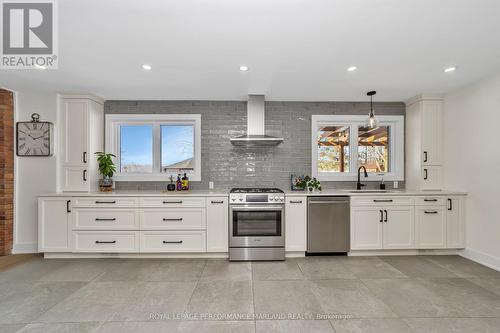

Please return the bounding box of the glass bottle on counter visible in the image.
[181,173,189,191]
[176,174,182,191]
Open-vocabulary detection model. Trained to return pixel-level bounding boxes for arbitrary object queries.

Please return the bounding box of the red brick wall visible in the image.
[0,89,14,255]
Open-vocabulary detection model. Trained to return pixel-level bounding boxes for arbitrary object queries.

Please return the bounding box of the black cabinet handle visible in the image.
[163,218,183,221]
[83,170,87,182]
[163,240,183,244]
[379,210,383,222]
[95,240,116,244]
[66,200,71,213]
[448,198,453,211]
[95,200,116,204]
[424,169,428,180]
[374,199,393,203]
[424,211,438,214]
[211,200,224,204]
[290,200,303,204]
[424,151,428,163]
[384,210,388,222]
[83,152,87,163]
[163,201,183,204]
[95,218,116,221]
[424,199,438,202]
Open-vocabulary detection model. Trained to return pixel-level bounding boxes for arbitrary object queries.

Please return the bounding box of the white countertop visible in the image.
[38,190,229,197]
[284,189,467,197]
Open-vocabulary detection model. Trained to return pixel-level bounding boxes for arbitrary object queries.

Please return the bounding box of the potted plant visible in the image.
[297,175,322,193]
[95,152,116,192]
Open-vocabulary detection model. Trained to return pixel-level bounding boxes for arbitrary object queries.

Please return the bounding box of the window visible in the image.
[312,115,404,181]
[106,114,201,181]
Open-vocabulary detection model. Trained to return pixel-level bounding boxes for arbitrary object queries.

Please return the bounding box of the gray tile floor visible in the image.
[0,255,499,333]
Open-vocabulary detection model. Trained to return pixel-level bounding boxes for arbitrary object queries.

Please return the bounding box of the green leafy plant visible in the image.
[297,175,322,192]
[95,152,116,178]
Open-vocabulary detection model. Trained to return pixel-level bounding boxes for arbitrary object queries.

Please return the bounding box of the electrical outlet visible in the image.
[209,181,214,190]
[393,181,399,189]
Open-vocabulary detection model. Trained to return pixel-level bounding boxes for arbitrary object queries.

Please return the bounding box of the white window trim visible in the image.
[311,115,404,181]
[105,114,201,181]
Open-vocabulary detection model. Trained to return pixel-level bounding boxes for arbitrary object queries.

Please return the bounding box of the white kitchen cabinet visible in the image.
[351,207,384,250]
[206,197,228,252]
[420,166,443,191]
[58,95,104,192]
[285,197,307,251]
[415,206,447,248]
[446,196,465,248]
[383,206,415,249]
[38,198,71,252]
[405,95,444,191]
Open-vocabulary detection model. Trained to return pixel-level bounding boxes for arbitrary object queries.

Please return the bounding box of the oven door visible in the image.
[229,205,284,247]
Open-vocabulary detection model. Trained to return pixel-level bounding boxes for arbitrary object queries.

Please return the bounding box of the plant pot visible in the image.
[99,177,114,192]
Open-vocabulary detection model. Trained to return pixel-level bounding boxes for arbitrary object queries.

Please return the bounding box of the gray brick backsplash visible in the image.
[105,101,405,191]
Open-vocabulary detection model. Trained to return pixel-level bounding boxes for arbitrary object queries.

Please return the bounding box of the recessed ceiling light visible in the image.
[444,66,457,73]
[141,64,152,70]
[347,66,357,72]
[239,65,249,71]
[34,64,47,70]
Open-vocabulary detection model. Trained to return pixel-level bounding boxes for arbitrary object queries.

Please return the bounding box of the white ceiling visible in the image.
[2,0,500,101]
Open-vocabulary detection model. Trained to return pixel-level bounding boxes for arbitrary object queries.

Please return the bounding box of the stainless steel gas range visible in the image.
[229,188,285,261]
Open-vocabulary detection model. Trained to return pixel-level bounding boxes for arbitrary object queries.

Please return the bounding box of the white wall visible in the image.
[443,72,500,270]
[13,91,58,253]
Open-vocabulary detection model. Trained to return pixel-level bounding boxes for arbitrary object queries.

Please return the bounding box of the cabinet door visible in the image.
[415,206,446,248]
[421,166,443,191]
[206,197,228,252]
[421,100,442,166]
[446,197,465,248]
[38,198,71,252]
[62,166,89,192]
[351,207,384,250]
[383,206,415,249]
[61,99,89,166]
[285,197,307,252]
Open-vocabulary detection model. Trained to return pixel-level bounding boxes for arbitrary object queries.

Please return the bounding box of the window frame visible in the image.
[105,114,201,181]
[311,115,404,181]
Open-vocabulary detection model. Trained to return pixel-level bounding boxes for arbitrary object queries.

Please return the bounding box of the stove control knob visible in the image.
[239,197,243,201]
[279,197,284,201]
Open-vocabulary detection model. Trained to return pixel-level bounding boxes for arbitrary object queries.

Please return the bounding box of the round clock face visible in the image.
[17,122,51,156]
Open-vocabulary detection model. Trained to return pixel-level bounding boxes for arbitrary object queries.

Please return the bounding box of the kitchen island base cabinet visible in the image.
[141,231,206,253]
[285,197,307,252]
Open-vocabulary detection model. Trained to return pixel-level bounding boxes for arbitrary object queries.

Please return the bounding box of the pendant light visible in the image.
[365,90,378,128]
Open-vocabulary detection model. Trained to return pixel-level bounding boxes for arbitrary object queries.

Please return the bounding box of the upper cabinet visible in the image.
[58,95,104,192]
[405,95,444,191]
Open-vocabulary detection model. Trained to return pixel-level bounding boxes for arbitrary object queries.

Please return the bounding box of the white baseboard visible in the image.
[12,242,38,254]
[459,248,500,272]
[44,252,229,259]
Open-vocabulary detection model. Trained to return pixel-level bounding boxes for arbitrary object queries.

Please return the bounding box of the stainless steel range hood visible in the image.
[230,95,283,146]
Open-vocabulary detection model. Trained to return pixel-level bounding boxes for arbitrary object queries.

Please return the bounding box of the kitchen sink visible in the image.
[348,190,388,193]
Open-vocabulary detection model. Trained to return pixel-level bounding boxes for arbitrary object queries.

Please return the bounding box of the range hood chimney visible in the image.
[230,95,283,146]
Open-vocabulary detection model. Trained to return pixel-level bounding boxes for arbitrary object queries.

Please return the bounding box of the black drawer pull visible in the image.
[384,209,388,222]
[95,201,116,204]
[373,199,393,203]
[163,240,183,244]
[211,200,224,204]
[424,168,428,180]
[83,170,87,182]
[424,199,438,202]
[95,218,116,221]
[423,151,428,163]
[163,218,183,221]
[163,201,183,204]
[290,200,303,204]
[66,200,71,213]
[83,152,87,163]
[424,211,438,214]
[95,240,116,244]
[379,210,383,222]
[448,198,453,211]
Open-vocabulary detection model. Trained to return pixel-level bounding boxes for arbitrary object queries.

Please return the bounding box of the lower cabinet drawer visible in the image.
[140,209,206,230]
[140,231,206,253]
[73,231,139,252]
[351,196,414,207]
[73,209,139,230]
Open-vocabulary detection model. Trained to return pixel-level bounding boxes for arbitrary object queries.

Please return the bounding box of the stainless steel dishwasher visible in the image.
[307,196,350,255]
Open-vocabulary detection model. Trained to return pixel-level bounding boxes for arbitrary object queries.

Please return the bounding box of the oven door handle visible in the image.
[231,205,284,211]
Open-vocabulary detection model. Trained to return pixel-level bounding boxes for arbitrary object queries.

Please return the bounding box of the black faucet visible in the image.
[357,166,368,190]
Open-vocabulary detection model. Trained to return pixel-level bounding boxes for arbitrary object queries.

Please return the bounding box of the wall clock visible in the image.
[16,113,54,156]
